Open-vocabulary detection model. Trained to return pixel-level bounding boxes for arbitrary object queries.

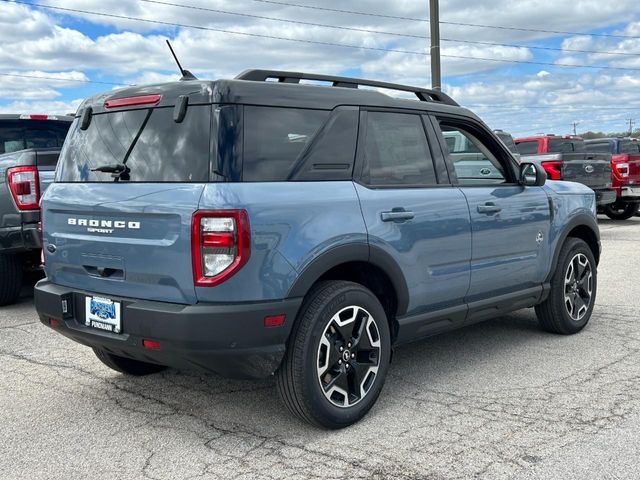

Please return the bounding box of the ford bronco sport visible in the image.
[35,71,600,428]
[0,114,72,305]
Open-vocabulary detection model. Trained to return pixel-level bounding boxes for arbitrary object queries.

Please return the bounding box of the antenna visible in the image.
[166,40,197,81]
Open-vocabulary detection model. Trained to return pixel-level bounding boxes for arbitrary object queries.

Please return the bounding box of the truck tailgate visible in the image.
[561,153,612,189]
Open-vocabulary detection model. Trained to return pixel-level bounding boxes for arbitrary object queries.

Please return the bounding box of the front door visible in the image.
[432,117,551,303]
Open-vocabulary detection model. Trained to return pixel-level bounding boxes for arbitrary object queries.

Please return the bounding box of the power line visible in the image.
[12,1,640,72]
[0,72,129,86]
[139,0,640,57]
[244,0,640,40]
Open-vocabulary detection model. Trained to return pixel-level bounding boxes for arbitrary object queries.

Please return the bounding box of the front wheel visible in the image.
[603,202,639,220]
[276,281,392,429]
[535,238,597,334]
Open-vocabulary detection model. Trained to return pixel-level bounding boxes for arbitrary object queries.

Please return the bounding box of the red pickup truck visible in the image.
[515,135,617,209]
[584,137,640,220]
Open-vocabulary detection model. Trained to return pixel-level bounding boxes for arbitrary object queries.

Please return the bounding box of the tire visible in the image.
[93,348,167,376]
[276,280,392,429]
[603,202,639,220]
[0,254,23,306]
[535,238,597,334]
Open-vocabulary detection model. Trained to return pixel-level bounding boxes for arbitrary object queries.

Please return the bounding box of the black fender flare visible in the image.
[286,242,410,316]
[546,213,600,283]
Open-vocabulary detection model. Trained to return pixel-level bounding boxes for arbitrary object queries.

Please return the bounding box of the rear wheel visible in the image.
[0,254,23,306]
[93,348,167,376]
[276,281,391,429]
[603,202,639,220]
[535,238,597,334]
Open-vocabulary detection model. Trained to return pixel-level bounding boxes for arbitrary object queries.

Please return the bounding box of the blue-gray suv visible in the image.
[34,70,600,428]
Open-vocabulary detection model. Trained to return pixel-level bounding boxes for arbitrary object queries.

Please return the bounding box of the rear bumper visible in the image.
[619,186,640,203]
[34,279,302,379]
[0,222,41,253]
[594,188,617,206]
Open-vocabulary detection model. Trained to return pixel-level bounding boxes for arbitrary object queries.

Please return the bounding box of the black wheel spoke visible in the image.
[323,368,348,394]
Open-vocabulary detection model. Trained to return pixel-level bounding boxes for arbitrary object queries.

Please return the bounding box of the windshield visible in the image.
[0,120,70,154]
[56,106,211,182]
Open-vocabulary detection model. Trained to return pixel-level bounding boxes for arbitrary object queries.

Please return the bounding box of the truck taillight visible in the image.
[191,210,250,287]
[611,155,630,178]
[7,166,40,210]
[541,160,563,180]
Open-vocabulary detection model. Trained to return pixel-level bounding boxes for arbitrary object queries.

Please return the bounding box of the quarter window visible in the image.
[516,141,539,155]
[362,112,437,186]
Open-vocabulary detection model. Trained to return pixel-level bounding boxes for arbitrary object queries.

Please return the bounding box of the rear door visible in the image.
[43,104,212,304]
[354,109,471,322]
[432,116,551,305]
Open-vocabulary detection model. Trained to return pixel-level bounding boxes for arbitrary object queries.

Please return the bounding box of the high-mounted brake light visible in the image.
[104,94,162,109]
[541,160,563,181]
[191,210,251,287]
[7,166,40,210]
[19,114,57,120]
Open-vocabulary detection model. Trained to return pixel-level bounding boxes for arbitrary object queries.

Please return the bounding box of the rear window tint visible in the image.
[585,142,611,153]
[516,141,538,155]
[620,140,640,154]
[56,106,210,182]
[0,120,70,154]
[243,106,328,181]
[548,138,585,153]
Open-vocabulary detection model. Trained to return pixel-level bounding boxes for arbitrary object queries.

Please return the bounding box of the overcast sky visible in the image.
[1,0,640,136]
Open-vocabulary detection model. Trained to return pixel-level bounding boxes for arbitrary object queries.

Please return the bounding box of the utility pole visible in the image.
[627,118,635,136]
[429,0,441,90]
[572,122,579,136]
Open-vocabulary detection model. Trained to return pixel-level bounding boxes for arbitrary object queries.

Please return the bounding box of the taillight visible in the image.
[612,154,630,178]
[541,160,563,180]
[7,166,40,210]
[191,210,250,287]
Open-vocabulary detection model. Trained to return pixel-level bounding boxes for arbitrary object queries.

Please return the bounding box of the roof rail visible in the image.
[235,69,459,106]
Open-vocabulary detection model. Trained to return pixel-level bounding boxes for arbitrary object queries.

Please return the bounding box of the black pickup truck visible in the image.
[514,135,616,207]
[0,114,72,305]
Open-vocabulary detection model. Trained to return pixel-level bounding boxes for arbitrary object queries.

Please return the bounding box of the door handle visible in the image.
[381,209,415,222]
[477,203,502,215]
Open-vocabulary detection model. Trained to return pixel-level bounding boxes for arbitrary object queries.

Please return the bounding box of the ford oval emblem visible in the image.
[584,165,594,173]
[480,168,491,176]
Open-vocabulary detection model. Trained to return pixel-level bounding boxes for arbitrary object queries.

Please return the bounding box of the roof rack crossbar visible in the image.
[235,69,458,106]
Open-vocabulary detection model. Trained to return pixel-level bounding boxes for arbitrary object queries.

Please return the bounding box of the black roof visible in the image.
[78,69,475,119]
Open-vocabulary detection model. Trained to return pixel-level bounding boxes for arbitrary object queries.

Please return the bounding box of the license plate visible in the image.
[85,296,121,334]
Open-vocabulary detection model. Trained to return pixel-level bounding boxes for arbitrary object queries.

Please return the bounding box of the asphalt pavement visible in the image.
[1,216,638,480]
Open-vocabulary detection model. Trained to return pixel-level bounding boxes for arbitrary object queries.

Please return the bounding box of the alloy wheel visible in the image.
[564,253,593,321]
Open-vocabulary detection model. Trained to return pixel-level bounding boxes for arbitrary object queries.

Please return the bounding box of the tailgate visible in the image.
[42,183,205,304]
[561,153,612,189]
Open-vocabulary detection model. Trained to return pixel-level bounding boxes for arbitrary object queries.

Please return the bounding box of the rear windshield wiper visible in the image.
[91,163,131,180]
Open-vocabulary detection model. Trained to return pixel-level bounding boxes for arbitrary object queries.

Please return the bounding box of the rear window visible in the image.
[0,120,70,154]
[495,132,518,154]
[243,106,329,181]
[620,140,640,154]
[516,140,538,155]
[585,142,611,153]
[548,138,585,153]
[56,106,210,182]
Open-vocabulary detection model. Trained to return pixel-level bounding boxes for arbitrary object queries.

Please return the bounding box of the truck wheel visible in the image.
[276,281,391,429]
[93,348,167,376]
[535,238,597,334]
[603,202,639,220]
[0,254,23,306]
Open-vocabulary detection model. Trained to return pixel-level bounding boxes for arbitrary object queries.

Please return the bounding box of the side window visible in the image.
[586,142,611,154]
[362,112,437,186]
[516,141,539,155]
[439,123,507,185]
[243,106,329,181]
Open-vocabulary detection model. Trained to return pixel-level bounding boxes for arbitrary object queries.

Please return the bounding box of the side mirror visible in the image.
[520,162,546,187]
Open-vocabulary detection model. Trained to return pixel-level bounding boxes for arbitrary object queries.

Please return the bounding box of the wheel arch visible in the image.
[546,214,600,284]
[287,243,410,322]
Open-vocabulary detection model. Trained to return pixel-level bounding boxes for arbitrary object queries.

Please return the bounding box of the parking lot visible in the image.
[0,217,637,480]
